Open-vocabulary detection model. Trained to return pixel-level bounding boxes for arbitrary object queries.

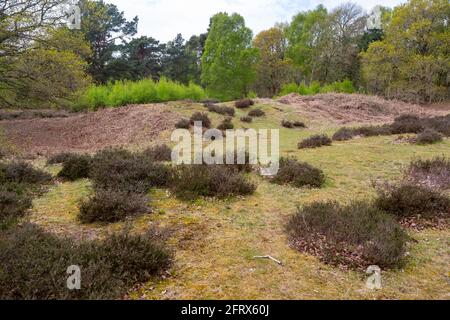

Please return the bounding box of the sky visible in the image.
[107,0,406,42]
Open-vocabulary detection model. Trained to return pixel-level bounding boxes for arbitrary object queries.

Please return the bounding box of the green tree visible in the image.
[79,0,138,83]
[253,27,293,97]
[361,0,449,102]
[201,13,258,100]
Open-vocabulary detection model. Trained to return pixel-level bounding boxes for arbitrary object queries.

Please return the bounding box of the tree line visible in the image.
[0,0,448,108]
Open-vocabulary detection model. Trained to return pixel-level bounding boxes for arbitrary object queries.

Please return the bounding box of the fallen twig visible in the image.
[253,255,283,265]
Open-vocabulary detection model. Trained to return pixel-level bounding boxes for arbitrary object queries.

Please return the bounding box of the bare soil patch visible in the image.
[278,93,448,124]
[1,104,178,156]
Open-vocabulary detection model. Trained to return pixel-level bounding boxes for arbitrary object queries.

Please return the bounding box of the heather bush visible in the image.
[175,118,191,129]
[78,189,149,223]
[0,223,172,299]
[415,128,443,145]
[0,161,51,185]
[332,127,356,141]
[375,184,450,219]
[206,104,235,116]
[143,144,172,162]
[47,152,77,165]
[235,99,254,108]
[272,157,325,188]
[217,117,234,130]
[287,201,409,269]
[248,109,265,117]
[57,154,92,181]
[281,120,294,128]
[293,121,306,128]
[406,157,450,189]
[298,134,332,149]
[240,116,252,123]
[170,165,256,199]
[390,114,424,134]
[190,112,211,128]
[0,185,32,220]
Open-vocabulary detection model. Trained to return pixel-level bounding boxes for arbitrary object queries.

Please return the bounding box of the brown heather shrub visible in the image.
[217,117,234,130]
[0,161,51,185]
[190,112,211,128]
[235,99,254,108]
[298,134,332,149]
[90,148,170,193]
[0,185,32,220]
[57,154,92,181]
[47,152,77,165]
[206,104,235,116]
[272,157,325,188]
[390,114,424,134]
[240,116,252,123]
[287,201,410,269]
[248,109,265,117]
[293,121,306,128]
[143,144,172,162]
[375,183,450,219]
[406,157,450,190]
[78,189,149,223]
[175,118,190,129]
[332,127,356,141]
[0,223,172,299]
[170,164,256,199]
[415,128,443,145]
[281,120,294,128]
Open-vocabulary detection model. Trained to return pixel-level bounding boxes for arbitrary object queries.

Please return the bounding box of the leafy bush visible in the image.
[90,148,170,193]
[170,165,256,199]
[287,201,409,269]
[240,116,252,123]
[77,77,206,110]
[406,157,450,189]
[280,79,355,96]
[0,161,51,185]
[79,189,149,223]
[390,114,424,134]
[272,157,325,188]
[57,154,92,181]
[217,117,234,130]
[298,134,332,149]
[375,184,450,219]
[415,128,443,144]
[175,118,191,129]
[206,104,235,116]
[0,185,32,220]
[190,112,211,128]
[248,109,265,117]
[0,223,172,299]
[281,120,293,128]
[235,99,254,108]
[143,144,172,162]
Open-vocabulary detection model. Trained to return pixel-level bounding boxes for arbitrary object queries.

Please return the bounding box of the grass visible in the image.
[76,77,207,110]
[8,99,450,299]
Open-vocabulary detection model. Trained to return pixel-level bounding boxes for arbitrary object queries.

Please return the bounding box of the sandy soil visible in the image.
[277,93,449,124]
[1,104,179,156]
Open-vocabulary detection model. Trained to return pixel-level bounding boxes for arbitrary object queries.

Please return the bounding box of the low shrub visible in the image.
[143,144,172,162]
[0,161,51,185]
[47,152,77,165]
[287,201,409,269]
[281,120,293,128]
[272,157,325,188]
[0,223,172,299]
[375,184,450,219]
[248,109,265,117]
[298,134,332,149]
[170,165,256,199]
[415,128,443,145]
[78,189,149,223]
[422,114,450,136]
[206,104,235,117]
[0,185,32,220]
[293,121,306,128]
[90,148,170,193]
[406,157,450,189]
[332,127,356,141]
[217,117,234,131]
[240,116,252,123]
[175,118,190,129]
[390,114,424,134]
[355,125,392,137]
[235,99,254,108]
[190,112,211,128]
[57,154,92,181]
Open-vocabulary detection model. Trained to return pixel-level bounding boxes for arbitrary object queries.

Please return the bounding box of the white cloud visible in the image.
[107,0,406,42]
